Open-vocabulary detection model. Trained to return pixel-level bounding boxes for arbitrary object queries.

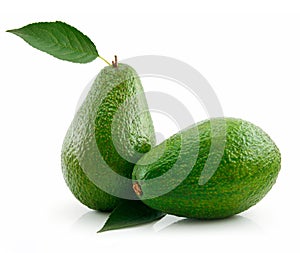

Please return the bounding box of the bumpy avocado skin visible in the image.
[133,118,281,219]
[61,64,155,211]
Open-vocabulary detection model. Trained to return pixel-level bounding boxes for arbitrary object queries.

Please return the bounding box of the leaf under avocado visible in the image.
[7,21,99,63]
[98,200,165,233]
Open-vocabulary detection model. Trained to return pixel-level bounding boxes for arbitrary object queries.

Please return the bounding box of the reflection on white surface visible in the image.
[72,210,161,234]
[72,211,110,233]
[71,210,262,236]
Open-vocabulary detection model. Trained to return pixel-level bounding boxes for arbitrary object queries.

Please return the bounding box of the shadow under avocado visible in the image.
[157,214,262,234]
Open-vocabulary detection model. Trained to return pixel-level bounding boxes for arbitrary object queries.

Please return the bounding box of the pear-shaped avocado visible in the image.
[62,62,155,211]
[132,118,281,219]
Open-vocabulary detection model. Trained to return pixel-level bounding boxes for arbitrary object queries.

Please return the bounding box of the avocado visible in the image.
[132,118,281,219]
[61,62,155,211]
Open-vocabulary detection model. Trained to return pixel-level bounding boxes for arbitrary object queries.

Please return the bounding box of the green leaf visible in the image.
[98,200,165,233]
[7,21,99,63]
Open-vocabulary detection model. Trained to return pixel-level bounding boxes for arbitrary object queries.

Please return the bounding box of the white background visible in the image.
[1,2,300,252]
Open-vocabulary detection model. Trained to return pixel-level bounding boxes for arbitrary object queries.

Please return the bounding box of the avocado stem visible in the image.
[133,182,143,196]
[98,55,111,66]
[112,55,118,68]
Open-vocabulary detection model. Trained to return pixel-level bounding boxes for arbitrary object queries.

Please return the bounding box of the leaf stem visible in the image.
[98,55,111,66]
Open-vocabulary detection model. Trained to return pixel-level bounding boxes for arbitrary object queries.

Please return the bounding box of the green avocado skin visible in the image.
[61,64,155,211]
[133,118,281,219]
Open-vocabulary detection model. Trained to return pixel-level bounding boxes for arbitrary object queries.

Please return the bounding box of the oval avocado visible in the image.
[61,63,155,211]
[132,118,281,219]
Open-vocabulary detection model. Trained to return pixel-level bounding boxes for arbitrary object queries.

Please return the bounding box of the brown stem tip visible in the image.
[112,55,118,68]
[133,182,143,196]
